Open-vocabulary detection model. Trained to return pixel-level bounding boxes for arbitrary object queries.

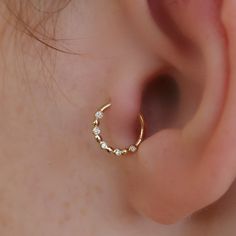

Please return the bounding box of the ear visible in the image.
[105,0,236,224]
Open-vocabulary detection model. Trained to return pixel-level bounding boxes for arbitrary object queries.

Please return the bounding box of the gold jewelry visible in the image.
[92,103,144,157]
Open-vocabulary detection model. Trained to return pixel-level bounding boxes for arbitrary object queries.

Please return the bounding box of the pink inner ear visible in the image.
[147,0,189,49]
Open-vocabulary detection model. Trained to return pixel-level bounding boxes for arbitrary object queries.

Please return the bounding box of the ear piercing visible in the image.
[92,103,145,157]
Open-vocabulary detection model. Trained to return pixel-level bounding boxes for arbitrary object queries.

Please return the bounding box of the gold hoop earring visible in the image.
[92,103,145,157]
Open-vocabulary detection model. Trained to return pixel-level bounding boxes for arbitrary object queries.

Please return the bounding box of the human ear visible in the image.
[104,0,236,224]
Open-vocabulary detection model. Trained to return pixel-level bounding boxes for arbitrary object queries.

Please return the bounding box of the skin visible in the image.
[0,0,236,235]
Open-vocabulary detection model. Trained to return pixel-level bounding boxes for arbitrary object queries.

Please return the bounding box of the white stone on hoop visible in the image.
[129,145,137,152]
[114,149,122,156]
[95,111,104,119]
[100,141,108,149]
[93,126,101,136]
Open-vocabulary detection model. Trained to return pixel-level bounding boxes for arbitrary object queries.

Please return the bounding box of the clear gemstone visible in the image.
[100,141,108,149]
[93,126,101,135]
[129,145,137,152]
[114,149,122,156]
[95,111,104,119]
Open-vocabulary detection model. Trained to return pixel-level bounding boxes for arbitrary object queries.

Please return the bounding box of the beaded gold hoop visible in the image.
[92,103,144,157]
